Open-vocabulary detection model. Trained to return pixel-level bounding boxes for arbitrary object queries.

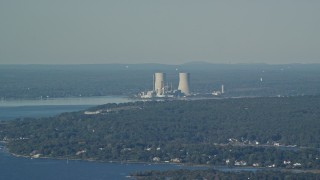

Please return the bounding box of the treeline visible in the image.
[1,64,320,99]
[132,169,320,180]
[0,65,152,99]
[0,96,320,168]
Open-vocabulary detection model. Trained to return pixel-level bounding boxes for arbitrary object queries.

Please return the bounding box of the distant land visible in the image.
[1,63,320,99]
[1,63,320,179]
[1,96,320,173]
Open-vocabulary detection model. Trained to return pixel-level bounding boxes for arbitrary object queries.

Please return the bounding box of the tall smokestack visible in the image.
[178,72,190,96]
[154,72,166,96]
[153,74,155,91]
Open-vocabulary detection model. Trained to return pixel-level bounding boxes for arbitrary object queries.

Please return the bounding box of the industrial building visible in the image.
[153,72,166,96]
[178,73,190,96]
[139,72,191,98]
[138,71,225,99]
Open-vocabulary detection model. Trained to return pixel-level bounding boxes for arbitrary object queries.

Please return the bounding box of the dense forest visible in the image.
[1,96,320,170]
[1,63,320,99]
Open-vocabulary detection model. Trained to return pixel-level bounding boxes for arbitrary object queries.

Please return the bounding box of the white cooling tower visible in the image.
[178,72,190,96]
[154,72,166,96]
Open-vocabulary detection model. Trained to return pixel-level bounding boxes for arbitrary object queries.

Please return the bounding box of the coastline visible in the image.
[5,149,320,174]
[1,138,319,174]
[1,96,320,178]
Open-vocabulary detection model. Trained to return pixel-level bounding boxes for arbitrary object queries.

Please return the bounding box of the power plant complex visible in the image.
[139,72,191,98]
[138,72,224,99]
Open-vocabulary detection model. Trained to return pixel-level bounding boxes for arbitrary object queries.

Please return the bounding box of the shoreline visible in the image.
[5,150,320,174]
[1,141,319,174]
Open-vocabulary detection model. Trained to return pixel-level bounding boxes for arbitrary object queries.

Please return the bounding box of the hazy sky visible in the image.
[1,0,319,64]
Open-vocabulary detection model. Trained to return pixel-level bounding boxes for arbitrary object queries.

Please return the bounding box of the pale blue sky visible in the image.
[0,0,319,64]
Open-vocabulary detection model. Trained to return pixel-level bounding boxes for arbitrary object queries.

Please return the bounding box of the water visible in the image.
[0,96,133,107]
[0,96,134,121]
[214,166,261,172]
[0,145,202,180]
[0,105,92,120]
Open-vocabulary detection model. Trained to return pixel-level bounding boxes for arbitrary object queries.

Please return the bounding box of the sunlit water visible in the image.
[0,96,134,121]
[0,96,133,107]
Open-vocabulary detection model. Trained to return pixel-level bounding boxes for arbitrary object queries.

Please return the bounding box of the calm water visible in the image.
[0,96,134,107]
[0,144,203,180]
[0,96,134,121]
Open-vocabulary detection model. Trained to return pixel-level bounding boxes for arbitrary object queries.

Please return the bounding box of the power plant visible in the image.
[139,72,191,98]
[178,73,190,96]
[153,73,166,96]
[138,72,224,99]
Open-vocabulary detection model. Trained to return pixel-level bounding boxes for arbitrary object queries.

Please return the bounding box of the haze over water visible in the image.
[0,96,133,107]
[0,96,134,121]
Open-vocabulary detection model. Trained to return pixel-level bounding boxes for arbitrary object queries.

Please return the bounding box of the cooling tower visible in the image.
[178,72,190,96]
[154,72,166,96]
